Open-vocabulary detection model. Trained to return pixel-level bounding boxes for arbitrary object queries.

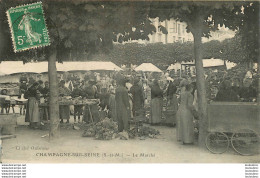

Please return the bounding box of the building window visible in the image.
[170,22,176,33]
[182,25,185,34]
[173,36,176,42]
[178,24,181,35]
[158,21,162,32]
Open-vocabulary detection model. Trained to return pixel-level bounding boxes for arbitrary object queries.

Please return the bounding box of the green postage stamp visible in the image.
[6,2,50,52]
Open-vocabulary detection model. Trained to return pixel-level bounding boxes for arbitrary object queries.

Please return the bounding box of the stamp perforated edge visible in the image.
[6,1,51,53]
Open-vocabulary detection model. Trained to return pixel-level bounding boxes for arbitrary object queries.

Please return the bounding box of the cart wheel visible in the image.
[205,132,229,154]
[231,129,259,156]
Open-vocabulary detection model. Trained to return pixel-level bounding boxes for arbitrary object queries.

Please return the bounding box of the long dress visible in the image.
[130,84,144,117]
[108,94,116,121]
[115,86,130,132]
[176,91,194,143]
[25,87,40,126]
[166,93,178,125]
[166,83,178,125]
[150,84,163,124]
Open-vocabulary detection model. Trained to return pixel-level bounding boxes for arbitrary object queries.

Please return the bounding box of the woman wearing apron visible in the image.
[59,80,71,123]
[25,82,40,129]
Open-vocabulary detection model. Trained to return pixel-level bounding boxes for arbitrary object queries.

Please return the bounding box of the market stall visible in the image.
[167,59,237,77]
[39,98,99,123]
[134,63,162,73]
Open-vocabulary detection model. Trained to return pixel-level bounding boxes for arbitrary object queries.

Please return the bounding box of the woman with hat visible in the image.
[176,83,195,144]
[25,82,40,129]
[150,80,163,125]
[130,77,144,119]
[115,77,131,132]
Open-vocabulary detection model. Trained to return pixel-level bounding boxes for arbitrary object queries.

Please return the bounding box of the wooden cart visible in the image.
[205,102,259,155]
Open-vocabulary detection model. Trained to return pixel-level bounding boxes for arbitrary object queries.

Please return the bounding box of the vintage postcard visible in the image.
[0,0,259,164]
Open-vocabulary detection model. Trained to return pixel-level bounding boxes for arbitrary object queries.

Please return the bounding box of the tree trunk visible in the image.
[257,59,260,119]
[0,16,4,58]
[47,48,60,139]
[192,18,208,148]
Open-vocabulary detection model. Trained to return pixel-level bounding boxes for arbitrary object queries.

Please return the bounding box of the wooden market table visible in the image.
[0,97,27,114]
[39,99,99,123]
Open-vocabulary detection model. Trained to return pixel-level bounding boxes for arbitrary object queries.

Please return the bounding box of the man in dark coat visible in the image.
[115,78,131,132]
[130,78,144,117]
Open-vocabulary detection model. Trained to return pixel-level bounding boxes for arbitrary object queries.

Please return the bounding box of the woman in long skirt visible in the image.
[176,84,194,144]
[58,80,71,123]
[165,81,178,126]
[150,80,163,125]
[25,82,40,129]
[176,79,188,141]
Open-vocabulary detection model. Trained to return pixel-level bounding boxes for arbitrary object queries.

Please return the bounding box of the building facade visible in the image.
[148,18,193,44]
[202,26,235,43]
[147,18,235,44]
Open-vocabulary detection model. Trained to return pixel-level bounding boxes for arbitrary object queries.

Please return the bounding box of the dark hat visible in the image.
[118,77,127,86]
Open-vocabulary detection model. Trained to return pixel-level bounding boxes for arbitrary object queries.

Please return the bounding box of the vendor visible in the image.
[40,81,50,121]
[59,80,71,123]
[41,81,50,98]
[71,83,83,123]
[82,80,100,123]
[25,82,40,129]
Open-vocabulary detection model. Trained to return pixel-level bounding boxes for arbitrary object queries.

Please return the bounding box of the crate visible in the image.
[0,114,17,135]
[0,114,16,125]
